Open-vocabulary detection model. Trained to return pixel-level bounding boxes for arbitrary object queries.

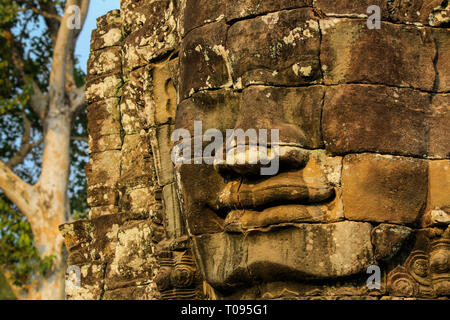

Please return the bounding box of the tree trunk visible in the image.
[0,0,90,300]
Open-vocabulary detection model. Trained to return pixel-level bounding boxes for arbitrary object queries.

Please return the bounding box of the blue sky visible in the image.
[75,0,120,72]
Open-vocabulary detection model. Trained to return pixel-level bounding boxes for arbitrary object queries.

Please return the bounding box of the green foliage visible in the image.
[0,0,89,289]
[0,197,55,286]
[0,271,15,300]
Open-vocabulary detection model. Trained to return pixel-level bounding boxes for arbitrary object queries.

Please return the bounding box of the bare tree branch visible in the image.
[71,136,88,143]
[24,6,62,22]
[65,0,90,93]
[0,161,38,221]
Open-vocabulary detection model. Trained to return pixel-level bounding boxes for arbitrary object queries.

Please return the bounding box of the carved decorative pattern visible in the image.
[387,266,419,297]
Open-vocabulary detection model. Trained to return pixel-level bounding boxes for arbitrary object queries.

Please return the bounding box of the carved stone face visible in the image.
[174,2,450,298]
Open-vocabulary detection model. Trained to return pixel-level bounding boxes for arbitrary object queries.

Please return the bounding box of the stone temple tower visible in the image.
[61,0,449,300]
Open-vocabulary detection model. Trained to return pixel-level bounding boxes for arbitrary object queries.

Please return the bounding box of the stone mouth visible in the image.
[214,171,336,226]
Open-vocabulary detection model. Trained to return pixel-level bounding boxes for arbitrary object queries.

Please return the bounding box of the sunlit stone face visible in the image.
[173,1,450,298]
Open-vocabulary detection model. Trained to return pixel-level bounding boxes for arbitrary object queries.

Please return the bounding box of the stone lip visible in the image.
[215,170,336,227]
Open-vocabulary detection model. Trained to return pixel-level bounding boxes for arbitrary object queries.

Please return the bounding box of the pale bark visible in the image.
[0,0,90,300]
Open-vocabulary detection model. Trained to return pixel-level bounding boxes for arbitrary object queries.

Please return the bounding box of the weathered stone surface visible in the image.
[315,0,385,17]
[87,98,121,136]
[175,163,227,235]
[429,235,450,295]
[86,74,122,104]
[149,125,175,187]
[103,285,156,300]
[66,262,105,300]
[193,221,374,291]
[163,183,184,238]
[226,0,313,21]
[59,220,95,252]
[256,279,382,300]
[146,62,178,127]
[180,21,230,99]
[433,29,450,92]
[87,46,122,81]
[61,214,121,266]
[89,205,119,220]
[85,150,121,187]
[371,224,413,261]
[342,154,428,225]
[320,19,436,91]
[429,94,450,159]
[181,0,226,36]
[87,185,117,207]
[323,85,430,157]
[315,0,445,25]
[228,9,321,88]
[88,134,122,154]
[119,187,158,221]
[223,150,344,231]
[423,160,450,226]
[120,67,153,134]
[385,229,450,298]
[120,134,155,188]
[87,98,122,153]
[238,85,324,148]
[427,0,450,26]
[175,89,240,137]
[106,221,159,290]
[90,10,122,51]
[122,0,178,72]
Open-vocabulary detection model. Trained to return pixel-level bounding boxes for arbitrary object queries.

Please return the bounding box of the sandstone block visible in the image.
[226,0,313,21]
[432,29,450,92]
[175,163,227,235]
[85,150,122,187]
[146,62,178,127]
[87,46,122,81]
[90,10,122,51]
[88,134,122,154]
[228,9,321,88]
[342,153,428,225]
[323,85,430,157]
[120,134,155,189]
[315,0,445,26]
[86,74,122,104]
[175,89,240,138]
[87,98,121,137]
[66,262,106,300]
[122,0,178,72]
[89,205,119,220]
[371,224,413,261]
[428,94,450,159]
[320,19,435,91]
[180,21,230,100]
[87,185,117,207]
[238,85,324,148]
[105,221,158,290]
[423,160,450,226]
[181,0,226,36]
[193,221,374,290]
